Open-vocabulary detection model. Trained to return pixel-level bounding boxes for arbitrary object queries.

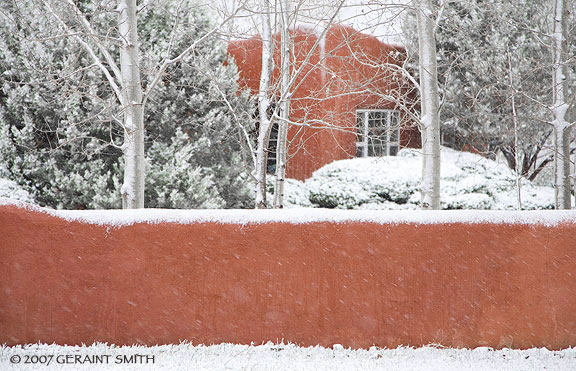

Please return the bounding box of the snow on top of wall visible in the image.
[2,197,576,227]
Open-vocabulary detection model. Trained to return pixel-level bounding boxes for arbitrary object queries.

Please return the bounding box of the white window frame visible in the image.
[356,109,401,157]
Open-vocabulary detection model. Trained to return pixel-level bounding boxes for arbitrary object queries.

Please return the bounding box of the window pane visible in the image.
[389,111,400,143]
[356,112,365,142]
[390,127,399,143]
[390,111,400,126]
[370,127,387,147]
[356,110,401,157]
[368,137,383,156]
[368,111,386,156]
[368,111,383,128]
[267,123,278,173]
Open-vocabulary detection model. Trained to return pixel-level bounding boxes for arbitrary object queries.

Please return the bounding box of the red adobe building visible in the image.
[228,24,421,180]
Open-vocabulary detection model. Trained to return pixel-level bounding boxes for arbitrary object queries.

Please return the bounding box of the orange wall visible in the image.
[2,205,575,349]
[228,25,421,180]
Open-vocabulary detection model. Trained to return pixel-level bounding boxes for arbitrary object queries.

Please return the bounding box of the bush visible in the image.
[284,147,559,210]
[0,178,34,204]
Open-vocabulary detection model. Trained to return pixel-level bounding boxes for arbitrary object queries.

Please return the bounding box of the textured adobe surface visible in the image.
[1,205,575,349]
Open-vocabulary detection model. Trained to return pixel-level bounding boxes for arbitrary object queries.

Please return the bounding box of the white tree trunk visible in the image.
[508,51,522,210]
[118,0,145,209]
[554,126,572,209]
[255,8,274,209]
[416,0,441,210]
[273,0,292,209]
[552,0,572,210]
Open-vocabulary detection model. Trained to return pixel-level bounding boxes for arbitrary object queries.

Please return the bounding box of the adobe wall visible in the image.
[1,204,575,349]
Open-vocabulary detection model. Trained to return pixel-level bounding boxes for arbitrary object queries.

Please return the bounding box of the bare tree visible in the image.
[420,0,563,186]
[255,0,275,208]
[241,0,345,208]
[272,0,292,208]
[40,0,244,208]
[508,50,522,210]
[117,0,145,209]
[551,0,574,209]
[415,0,441,209]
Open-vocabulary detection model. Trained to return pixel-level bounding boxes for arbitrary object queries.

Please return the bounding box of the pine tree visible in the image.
[0,0,254,209]
[405,0,575,181]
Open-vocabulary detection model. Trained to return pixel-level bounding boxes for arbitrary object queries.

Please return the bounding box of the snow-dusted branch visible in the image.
[63,0,123,92]
[41,0,124,105]
[142,0,248,106]
[433,0,445,34]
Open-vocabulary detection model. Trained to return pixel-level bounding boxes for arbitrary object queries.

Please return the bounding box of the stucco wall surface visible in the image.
[1,204,575,349]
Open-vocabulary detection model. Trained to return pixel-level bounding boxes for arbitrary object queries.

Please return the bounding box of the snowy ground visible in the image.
[1,343,575,371]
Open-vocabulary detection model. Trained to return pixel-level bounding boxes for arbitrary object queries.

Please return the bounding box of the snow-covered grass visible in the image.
[2,197,576,226]
[1,343,574,371]
[283,147,568,210]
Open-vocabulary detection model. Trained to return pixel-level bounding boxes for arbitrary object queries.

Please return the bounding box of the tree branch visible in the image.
[64,0,123,88]
[41,0,125,105]
[142,0,248,106]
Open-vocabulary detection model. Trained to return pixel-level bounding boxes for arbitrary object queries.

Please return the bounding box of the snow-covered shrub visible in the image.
[0,178,34,203]
[263,177,313,208]
[308,179,372,209]
[442,193,494,210]
[282,178,314,208]
[287,147,560,210]
[305,154,421,209]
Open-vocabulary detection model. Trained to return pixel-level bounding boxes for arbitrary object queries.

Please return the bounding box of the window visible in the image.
[267,122,279,174]
[356,110,400,157]
[254,101,279,174]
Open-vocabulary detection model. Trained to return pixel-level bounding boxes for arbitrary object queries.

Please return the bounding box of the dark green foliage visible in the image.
[0,0,255,209]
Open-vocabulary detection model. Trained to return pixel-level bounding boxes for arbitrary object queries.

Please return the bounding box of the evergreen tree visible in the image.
[405,0,575,180]
[0,0,254,209]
